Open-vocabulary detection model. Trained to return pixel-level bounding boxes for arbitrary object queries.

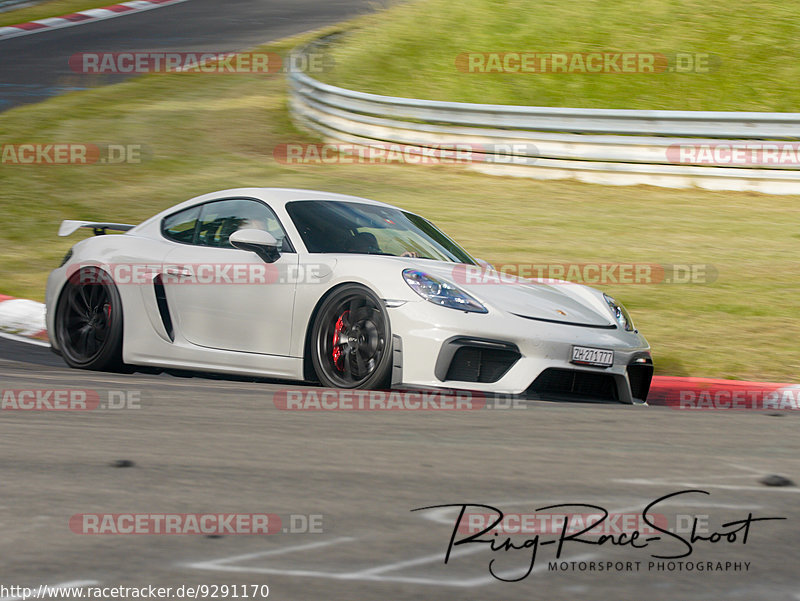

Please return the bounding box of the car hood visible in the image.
[420,263,617,328]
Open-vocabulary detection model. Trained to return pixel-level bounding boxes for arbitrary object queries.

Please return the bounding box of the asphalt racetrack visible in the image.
[1,0,798,598]
[1,335,798,600]
[0,0,376,111]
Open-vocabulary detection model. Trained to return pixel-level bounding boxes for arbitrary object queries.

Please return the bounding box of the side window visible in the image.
[196,199,292,251]
[162,206,200,243]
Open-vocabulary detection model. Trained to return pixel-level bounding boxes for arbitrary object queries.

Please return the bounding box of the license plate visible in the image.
[571,345,614,367]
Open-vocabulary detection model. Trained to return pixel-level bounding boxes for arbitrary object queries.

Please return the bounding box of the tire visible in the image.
[310,284,392,389]
[55,267,124,371]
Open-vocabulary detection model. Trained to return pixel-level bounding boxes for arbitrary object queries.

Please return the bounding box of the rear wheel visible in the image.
[311,284,392,389]
[55,267,124,371]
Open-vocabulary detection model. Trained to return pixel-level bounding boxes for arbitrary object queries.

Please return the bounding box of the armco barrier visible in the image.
[0,0,30,11]
[287,39,800,194]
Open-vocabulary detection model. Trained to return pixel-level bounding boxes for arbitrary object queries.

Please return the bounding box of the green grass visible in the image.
[0,0,119,27]
[319,0,800,111]
[1,27,799,382]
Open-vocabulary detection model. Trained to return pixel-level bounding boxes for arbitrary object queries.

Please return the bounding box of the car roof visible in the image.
[130,188,405,239]
[164,188,398,215]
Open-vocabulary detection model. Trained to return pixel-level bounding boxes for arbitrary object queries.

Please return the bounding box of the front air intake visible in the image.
[437,338,521,383]
[528,368,619,401]
[626,356,654,402]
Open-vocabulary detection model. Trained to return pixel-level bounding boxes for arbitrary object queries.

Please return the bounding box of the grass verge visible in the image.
[0,28,798,381]
[319,0,800,111]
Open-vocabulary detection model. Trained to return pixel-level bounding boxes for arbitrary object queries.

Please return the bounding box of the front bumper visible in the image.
[388,300,651,403]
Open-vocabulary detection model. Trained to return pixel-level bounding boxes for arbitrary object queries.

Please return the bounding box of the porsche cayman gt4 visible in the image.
[46,188,652,403]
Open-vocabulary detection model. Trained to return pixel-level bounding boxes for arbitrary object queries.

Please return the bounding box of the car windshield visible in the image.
[286,200,476,264]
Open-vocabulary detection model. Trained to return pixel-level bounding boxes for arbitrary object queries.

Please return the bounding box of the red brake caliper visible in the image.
[332,310,349,371]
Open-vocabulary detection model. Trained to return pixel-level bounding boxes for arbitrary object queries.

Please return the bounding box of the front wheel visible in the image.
[55,267,124,371]
[311,284,392,389]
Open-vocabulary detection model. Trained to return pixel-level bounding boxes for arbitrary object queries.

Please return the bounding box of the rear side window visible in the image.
[162,206,200,243]
[196,199,291,251]
[161,199,292,252]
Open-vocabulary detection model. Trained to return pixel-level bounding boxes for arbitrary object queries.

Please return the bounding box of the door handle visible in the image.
[164,266,192,278]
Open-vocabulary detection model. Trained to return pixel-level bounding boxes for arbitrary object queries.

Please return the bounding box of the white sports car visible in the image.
[46,188,653,403]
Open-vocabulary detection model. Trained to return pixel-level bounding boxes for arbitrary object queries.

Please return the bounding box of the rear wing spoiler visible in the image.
[59,220,135,237]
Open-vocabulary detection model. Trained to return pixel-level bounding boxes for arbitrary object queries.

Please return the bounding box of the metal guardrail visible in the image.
[287,41,800,194]
[0,0,35,12]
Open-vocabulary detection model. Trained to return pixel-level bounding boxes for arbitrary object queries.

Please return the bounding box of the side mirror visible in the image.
[229,229,281,263]
[475,258,495,270]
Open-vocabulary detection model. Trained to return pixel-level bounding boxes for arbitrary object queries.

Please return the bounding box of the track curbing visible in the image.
[0,0,189,41]
[0,293,47,340]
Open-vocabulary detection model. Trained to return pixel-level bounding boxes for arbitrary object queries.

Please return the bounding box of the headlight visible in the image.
[403,269,487,313]
[604,293,635,331]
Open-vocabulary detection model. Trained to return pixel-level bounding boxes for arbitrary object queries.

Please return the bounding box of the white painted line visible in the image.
[182,501,627,588]
[186,537,600,587]
[186,536,355,569]
[672,483,799,493]
[661,501,763,509]
[688,474,771,481]
[0,581,99,601]
[351,547,600,585]
[614,478,800,494]
[419,504,474,526]
[347,545,485,577]
[0,0,191,42]
[726,462,772,475]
